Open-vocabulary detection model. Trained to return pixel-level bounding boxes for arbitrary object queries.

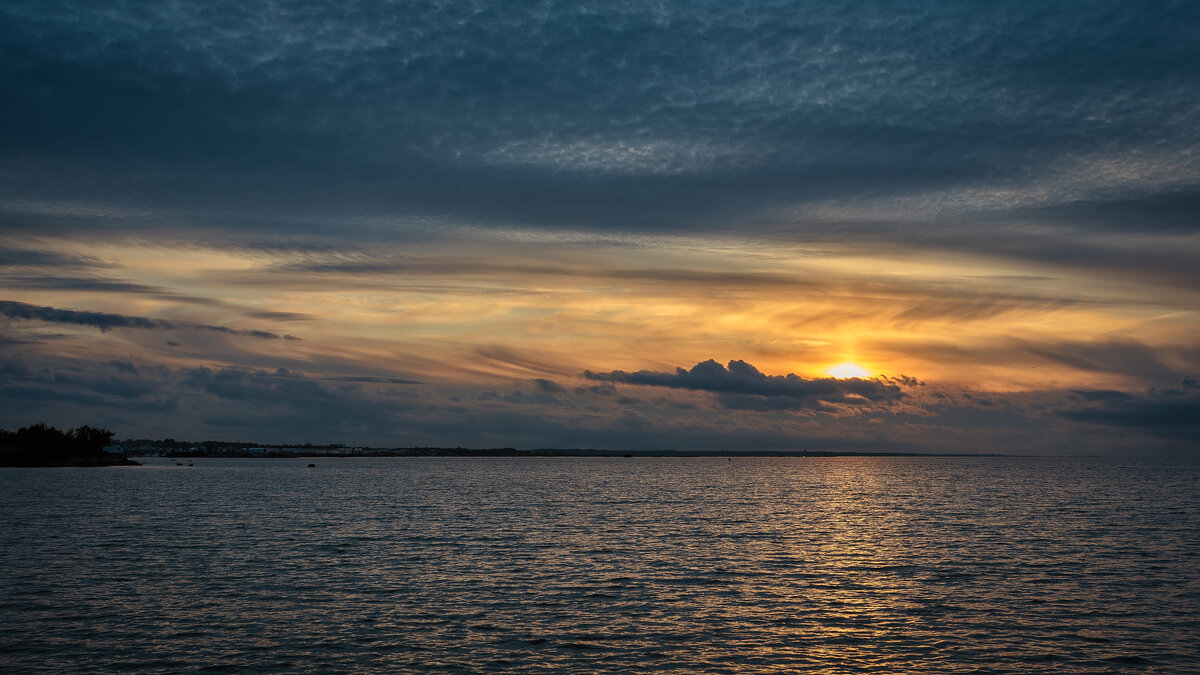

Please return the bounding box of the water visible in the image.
[1,456,1196,673]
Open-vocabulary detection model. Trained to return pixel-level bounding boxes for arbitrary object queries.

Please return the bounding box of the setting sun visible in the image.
[826,362,871,379]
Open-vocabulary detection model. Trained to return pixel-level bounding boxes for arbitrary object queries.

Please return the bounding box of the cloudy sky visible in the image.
[2,0,1197,454]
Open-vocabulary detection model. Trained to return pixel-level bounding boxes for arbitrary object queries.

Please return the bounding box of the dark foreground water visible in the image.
[1,456,1197,673]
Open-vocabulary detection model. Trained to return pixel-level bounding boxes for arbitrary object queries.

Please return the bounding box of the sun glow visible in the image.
[826,362,871,379]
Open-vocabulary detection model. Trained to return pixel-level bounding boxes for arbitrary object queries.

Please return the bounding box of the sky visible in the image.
[1,0,1197,454]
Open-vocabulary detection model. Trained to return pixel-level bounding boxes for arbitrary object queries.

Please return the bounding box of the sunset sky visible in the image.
[2,1,1197,453]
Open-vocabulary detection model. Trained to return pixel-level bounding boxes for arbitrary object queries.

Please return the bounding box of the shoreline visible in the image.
[148,449,1009,459]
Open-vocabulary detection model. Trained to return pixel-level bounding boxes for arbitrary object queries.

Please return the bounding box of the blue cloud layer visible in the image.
[2,0,1197,238]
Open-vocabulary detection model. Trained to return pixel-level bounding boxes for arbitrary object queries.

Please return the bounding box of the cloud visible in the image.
[471,345,576,378]
[574,383,617,397]
[1,0,1195,248]
[1015,338,1184,381]
[2,343,1194,454]
[0,265,244,308]
[184,366,340,404]
[174,365,435,439]
[322,374,423,385]
[0,355,433,443]
[0,275,209,298]
[245,310,312,321]
[0,300,296,340]
[1019,189,1200,234]
[0,354,178,417]
[586,359,905,410]
[0,246,110,269]
[865,335,1197,388]
[532,378,566,394]
[108,360,138,374]
[1057,379,1200,443]
[0,2,1196,455]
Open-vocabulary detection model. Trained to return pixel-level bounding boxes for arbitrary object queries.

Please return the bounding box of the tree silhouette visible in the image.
[1,423,121,465]
[68,425,116,455]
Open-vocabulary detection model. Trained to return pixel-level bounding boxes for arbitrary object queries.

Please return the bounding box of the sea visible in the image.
[1,456,1196,673]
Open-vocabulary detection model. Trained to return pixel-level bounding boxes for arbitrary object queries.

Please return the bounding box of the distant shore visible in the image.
[153,448,1006,459]
[1,424,138,467]
[0,453,140,468]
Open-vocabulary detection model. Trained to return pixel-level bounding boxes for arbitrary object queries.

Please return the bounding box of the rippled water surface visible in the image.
[2,456,1197,673]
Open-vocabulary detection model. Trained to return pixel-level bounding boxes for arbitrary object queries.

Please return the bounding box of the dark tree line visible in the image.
[0,423,122,466]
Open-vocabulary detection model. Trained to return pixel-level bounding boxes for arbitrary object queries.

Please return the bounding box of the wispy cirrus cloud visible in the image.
[0,300,297,340]
[0,246,111,269]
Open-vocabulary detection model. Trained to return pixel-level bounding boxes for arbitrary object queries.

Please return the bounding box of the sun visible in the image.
[826,362,871,379]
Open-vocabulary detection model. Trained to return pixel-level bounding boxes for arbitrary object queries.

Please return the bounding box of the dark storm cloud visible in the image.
[2,1,1196,241]
[1069,389,1134,403]
[0,355,423,442]
[0,261,318,318]
[0,382,178,414]
[184,366,344,404]
[1014,338,1186,382]
[473,346,577,378]
[174,366,454,443]
[2,275,185,295]
[0,270,234,307]
[867,336,1198,387]
[586,359,905,410]
[574,383,617,397]
[532,378,567,395]
[915,229,1200,292]
[0,300,295,340]
[0,248,209,299]
[322,374,423,385]
[1018,190,1200,234]
[245,310,312,321]
[108,359,137,374]
[0,354,177,413]
[1058,379,1200,442]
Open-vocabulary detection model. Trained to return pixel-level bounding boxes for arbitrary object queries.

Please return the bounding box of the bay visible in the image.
[1,456,1197,673]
